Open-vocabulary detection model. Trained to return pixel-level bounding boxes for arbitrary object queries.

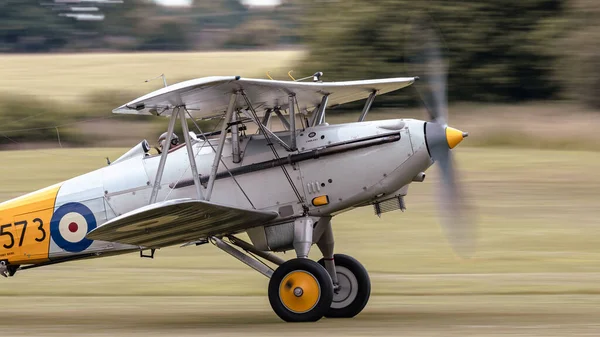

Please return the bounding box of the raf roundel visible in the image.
[50,202,97,253]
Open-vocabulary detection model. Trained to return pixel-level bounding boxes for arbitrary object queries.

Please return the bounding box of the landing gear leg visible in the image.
[315,217,339,286]
[316,219,371,318]
[292,217,313,258]
[0,261,7,278]
[268,217,334,322]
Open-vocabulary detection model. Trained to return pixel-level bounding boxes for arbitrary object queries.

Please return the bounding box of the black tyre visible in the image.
[268,258,334,322]
[318,254,371,318]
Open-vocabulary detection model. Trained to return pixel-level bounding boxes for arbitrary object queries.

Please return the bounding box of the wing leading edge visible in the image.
[86,199,278,248]
[113,76,417,119]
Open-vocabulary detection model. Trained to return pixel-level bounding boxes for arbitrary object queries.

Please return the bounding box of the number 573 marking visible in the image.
[0,218,46,249]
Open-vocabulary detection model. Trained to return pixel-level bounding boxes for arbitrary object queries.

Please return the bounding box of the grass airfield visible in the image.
[1,147,600,336]
[0,51,304,102]
[3,296,600,336]
[1,45,600,336]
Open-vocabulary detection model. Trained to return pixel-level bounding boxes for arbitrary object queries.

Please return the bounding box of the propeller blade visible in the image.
[406,19,449,125]
[434,147,477,258]
[411,17,477,258]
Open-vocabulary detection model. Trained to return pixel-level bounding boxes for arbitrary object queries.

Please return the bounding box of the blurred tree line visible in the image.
[0,0,301,52]
[297,0,599,108]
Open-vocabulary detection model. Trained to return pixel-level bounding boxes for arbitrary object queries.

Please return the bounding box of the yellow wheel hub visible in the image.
[279,271,321,313]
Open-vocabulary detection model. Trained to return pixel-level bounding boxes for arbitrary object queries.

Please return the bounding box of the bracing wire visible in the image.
[185,108,256,209]
[241,92,305,206]
[162,107,256,209]
[161,111,223,202]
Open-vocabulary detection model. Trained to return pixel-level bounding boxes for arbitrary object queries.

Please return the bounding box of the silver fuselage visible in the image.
[3,119,433,263]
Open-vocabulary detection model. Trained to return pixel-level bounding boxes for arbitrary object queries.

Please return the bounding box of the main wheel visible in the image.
[268,258,333,322]
[318,254,371,318]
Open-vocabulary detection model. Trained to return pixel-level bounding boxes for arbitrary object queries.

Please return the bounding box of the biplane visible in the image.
[0,71,472,322]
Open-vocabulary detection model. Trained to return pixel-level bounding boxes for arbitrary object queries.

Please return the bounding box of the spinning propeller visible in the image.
[408,20,477,258]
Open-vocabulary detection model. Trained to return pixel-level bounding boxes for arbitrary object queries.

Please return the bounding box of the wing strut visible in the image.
[179,107,204,200]
[358,90,377,122]
[149,109,178,204]
[231,109,241,163]
[241,91,305,206]
[151,106,206,204]
[289,93,297,151]
[205,92,238,201]
[261,109,272,127]
[184,108,256,209]
[241,109,292,151]
[273,108,290,130]
[312,95,329,126]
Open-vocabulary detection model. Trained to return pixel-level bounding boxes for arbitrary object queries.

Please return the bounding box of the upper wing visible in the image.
[86,198,278,248]
[113,76,416,119]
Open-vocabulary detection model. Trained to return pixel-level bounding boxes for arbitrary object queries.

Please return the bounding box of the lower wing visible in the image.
[86,199,278,248]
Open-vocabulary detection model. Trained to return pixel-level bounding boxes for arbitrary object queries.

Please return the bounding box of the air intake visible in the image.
[373,196,406,217]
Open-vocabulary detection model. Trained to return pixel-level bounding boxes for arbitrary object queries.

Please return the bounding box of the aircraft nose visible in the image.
[424,122,469,158]
[445,126,468,149]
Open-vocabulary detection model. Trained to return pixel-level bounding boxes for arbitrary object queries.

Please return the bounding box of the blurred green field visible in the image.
[329,103,600,151]
[0,147,599,297]
[0,50,304,102]
[3,295,600,336]
[1,147,599,336]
